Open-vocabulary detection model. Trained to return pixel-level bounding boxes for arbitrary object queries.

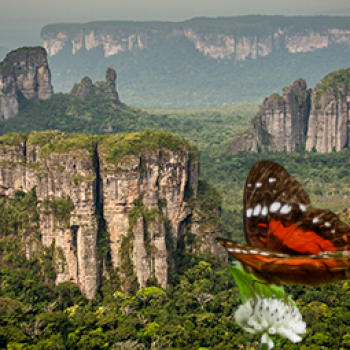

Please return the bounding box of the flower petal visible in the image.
[277,326,303,343]
[261,333,274,349]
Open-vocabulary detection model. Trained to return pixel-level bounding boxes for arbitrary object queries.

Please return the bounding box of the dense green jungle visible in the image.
[3,72,350,349]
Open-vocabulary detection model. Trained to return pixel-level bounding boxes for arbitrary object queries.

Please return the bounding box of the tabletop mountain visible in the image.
[0,130,226,299]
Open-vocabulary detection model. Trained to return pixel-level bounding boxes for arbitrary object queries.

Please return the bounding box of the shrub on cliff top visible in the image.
[314,68,350,106]
[100,129,199,165]
[0,132,26,148]
[27,131,99,158]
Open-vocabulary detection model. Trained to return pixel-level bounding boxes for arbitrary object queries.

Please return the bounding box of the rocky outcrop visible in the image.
[71,68,121,107]
[306,81,350,153]
[231,79,311,153]
[41,17,350,60]
[0,130,225,298]
[0,47,53,120]
[232,69,350,154]
[73,76,93,100]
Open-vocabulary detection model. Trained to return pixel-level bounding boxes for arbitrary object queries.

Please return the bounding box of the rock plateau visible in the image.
[0,130,226,299]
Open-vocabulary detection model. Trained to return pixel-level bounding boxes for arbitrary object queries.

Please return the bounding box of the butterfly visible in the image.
[216,160,350,287]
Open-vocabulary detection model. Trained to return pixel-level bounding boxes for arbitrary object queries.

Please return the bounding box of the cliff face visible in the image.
[305,80,350,153]
[0,47,53,120]
[41,18,350,60]
[0,130,226,298]
[231,79,311,153]
[231,69,350,154]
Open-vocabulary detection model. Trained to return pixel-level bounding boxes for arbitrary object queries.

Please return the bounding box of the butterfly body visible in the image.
[217,160,350,287]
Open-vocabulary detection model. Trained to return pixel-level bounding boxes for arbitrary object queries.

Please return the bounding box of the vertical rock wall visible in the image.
[231,79,311,154]
[0,130,225,298]
[0,47,53,120]
[306,85,350,153]
[98,134,200,290]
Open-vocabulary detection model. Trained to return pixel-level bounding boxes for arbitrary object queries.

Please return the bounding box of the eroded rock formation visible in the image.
[71,68,121,107]
[0,47,53,120]
[305,84,350,152]
[0,130,226,298]
[231,69,350,154]
[231,79,311,153]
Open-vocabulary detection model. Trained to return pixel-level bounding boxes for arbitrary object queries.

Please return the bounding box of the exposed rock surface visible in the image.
[71,67,121,107]
[0,130,226,298]
[41,18,350,59]
[305,84,350,152]
[231,79,311,153]
[232,69,350,154]
[0,47,53,120]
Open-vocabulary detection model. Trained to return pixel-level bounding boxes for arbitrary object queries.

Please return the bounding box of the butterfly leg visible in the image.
[282,285,293,314]
[250,279,269,315]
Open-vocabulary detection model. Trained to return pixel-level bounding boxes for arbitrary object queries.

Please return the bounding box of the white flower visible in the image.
[235,297,306,349]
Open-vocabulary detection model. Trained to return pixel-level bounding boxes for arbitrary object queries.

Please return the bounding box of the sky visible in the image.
[1,0,350,50]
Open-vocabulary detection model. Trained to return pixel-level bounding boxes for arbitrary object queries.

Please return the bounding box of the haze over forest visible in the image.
[1,0,350,50]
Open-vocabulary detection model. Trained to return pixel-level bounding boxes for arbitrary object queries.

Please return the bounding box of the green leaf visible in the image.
[260,344,269,350]
[229,262,296,306]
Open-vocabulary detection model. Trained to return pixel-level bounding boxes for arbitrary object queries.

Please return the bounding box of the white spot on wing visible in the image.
[312,217,320,224]
[280,204,291,214]
[269,177,276,183]
[261,206,268,216]
[270,202,281,213]
[255,182,262,188]
[247,183,252,187]
[324,222,331,227]
[248,250,258,254]
[253,204,261,216]
[331,229,335,234]
[246,208,253,218]
[299,203,306,212]
[259,252,270,256]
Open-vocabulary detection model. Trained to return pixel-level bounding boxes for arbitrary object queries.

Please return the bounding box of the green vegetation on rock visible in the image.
[41,196,75,229]
[27,131,99,158]
[314,68,350,107]
[100,129,199,165]
[0,132,26,148]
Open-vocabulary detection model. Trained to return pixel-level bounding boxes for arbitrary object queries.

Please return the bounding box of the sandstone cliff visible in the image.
[70,67,121,107]
[231,68,350,154]
[0,130,226,299]
[0,47,53,120]
[305,70,350,152]
[231,79,311,153]
[41,17,350,60]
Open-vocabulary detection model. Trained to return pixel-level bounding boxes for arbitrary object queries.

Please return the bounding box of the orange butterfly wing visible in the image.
[217,160,350,286]
[243,160,350,254]
[216,237,350,287]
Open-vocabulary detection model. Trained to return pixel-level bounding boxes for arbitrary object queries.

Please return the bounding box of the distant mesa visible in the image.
[70,67,121,107]
[0,46,53,120]
[231,68,350,154]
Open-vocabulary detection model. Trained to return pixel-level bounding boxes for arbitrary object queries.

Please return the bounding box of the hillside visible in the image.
[41,16,350,107]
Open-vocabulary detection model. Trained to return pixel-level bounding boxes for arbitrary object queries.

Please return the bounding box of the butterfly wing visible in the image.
[244,160,350,254]
[216,237,350,287]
